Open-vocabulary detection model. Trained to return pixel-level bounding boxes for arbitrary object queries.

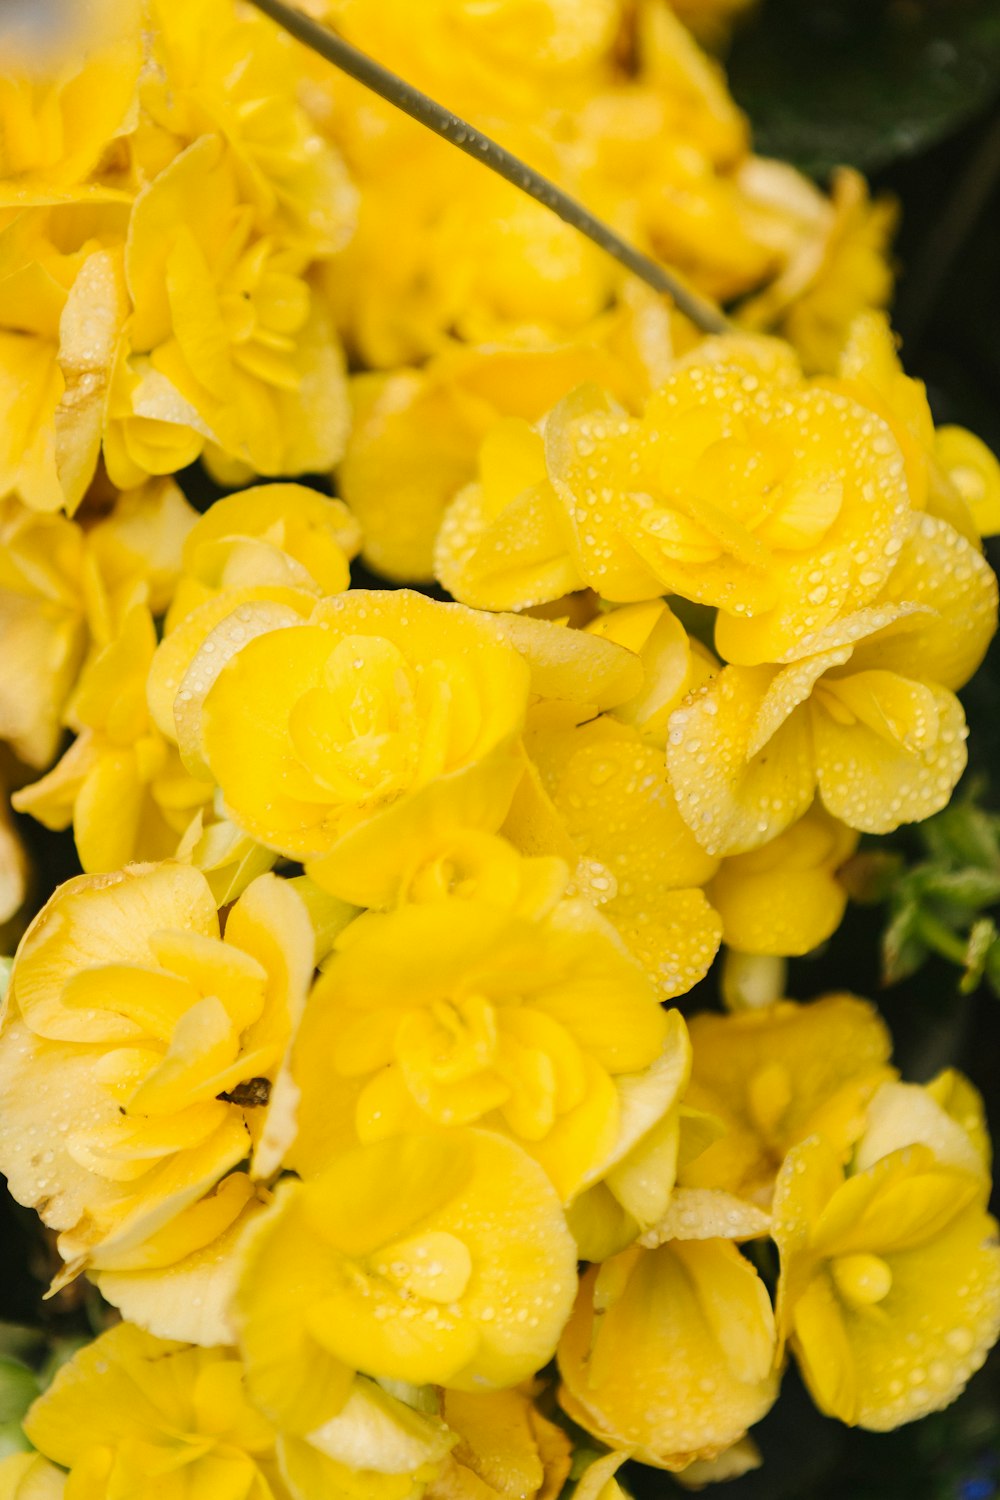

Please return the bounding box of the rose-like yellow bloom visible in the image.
[709,803,858,957]
[542,353,911,662]
[173,589,639,903]
[115,134,349,484]
[1,211,130,514]
[833,312,1000,536]
[0,501,87,767]
[684,995,894,1204]
[668,514,998,855]
[341,289,673,583]
[0,862,314,1283]
[773,1081,1000,1429]
[235,1130,577,1432]
[0,0,140,207]
[288,889,680,1205]
[426,1387,572,1500]
[21,1323,287,1499]
[558,1225,778,1470]
[0,1454,65,1500]
[738,169,896,374]
[516,704,722,998]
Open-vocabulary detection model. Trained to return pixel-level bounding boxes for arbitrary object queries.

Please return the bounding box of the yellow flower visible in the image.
[165,482,361,627]
[84,476,199,618]
[738,169,896,374]
[288,889,678,1206]
[22,1323,285,1499]
[0,0,141,207]
[277,1377,455,1500]
[0,1454,65,1500]
[426,1387,572,1500]
[584,600,717,744]
[543,352,912,663]
[684,995,894,1204]
[1,211,130,514]
[0,863,314,1284]
[0,500,87,767]
[709,803,858,957]
[558,1230,778,1469]
[0,782,28,932]
[834,312,1000,538]
[117,134,349,482]
[773,1081,1000,1429]
[234,1129,577,1432]
[343,290,672,584]
[436,419,585,612]
[668,514,998,855]
[141,0,357,257]
[515,705,722,998]
[14,602,212,871]
[172,590,639,903]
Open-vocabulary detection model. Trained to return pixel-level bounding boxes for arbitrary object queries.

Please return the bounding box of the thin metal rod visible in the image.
[246,0,732,336]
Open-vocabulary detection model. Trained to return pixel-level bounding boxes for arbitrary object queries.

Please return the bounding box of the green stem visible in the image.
[245,0,732,336]
[915,909,969,967]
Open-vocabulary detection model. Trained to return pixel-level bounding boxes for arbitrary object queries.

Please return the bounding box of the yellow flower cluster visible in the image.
[1,0,354,514]
[0,982,997,1496]
[1,1,999,1493]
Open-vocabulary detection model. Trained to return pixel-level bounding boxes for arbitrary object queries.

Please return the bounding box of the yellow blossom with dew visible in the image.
[668,513,999,856]
[773,1080,1000,1429]
[542,354,911,663]
[708,803,858,957]
[683,996,894,1205]
[287,887,683,1207]
[0,1454,65,1500]
[234,1129,577,1432]
[118,134,349,482]
[172,590,639,903]
[514,704,722,998]
[558,1211,778,1470]
[342,289,674,584]
[426,1386,572,1500]
[0,862,314,1291]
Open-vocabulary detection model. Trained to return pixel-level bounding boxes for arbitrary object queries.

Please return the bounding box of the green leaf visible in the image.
[0,1360,40,1426]
[728,0,1000,178]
